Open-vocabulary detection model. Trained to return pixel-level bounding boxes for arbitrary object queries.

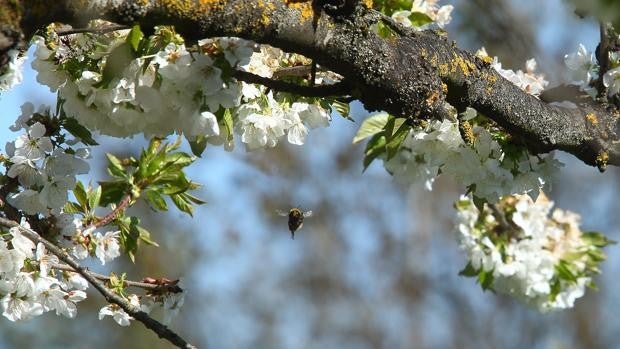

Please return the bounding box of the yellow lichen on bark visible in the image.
[586,113,599,125]
[256,0,276,26]
[195,0,226,13]
[451,53,476,76]
[284,0,314,21]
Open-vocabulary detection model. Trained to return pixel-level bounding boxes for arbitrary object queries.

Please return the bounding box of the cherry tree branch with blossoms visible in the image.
[0,217,197,349]
[4,0,618,167]
[0,0,616,345]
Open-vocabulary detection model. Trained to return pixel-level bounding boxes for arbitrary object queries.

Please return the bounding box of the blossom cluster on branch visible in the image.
[31,23,331,151]
[455,194,611,311]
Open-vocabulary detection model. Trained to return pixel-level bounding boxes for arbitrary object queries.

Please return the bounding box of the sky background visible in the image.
[0,1,619,348]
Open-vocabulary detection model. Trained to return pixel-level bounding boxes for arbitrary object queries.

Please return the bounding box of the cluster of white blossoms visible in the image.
[0,49,26,91]
[98,291,185,326]
[564,44,599,97]
[476,48,549,96]
[391,0,454,29]
[31,23,331,150]
[455,194,610,311]
[384,108,563,202]
[1,102,187,326]
[564,43,620,97]
[5,103,90,214]
[0,220,88,321]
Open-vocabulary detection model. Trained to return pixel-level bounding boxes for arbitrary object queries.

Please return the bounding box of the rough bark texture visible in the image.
[4,0,620,168]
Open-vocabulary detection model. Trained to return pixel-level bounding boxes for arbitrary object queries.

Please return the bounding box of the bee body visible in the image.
[277,207,313,239]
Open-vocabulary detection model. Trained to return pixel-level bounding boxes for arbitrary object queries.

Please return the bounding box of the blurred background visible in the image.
[1,0,619,348]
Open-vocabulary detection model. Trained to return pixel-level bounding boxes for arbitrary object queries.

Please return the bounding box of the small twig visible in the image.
[595,21,615,98]
[56,25,131,36]
[32,261,183,293]
[89,194,132,229]
[271,65,313,78]
[0,217,197,349]
[231,70,351,97]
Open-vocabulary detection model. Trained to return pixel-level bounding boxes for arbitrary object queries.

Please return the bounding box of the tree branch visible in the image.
[231,70,351,97]
[6,0,620,168]
[30,261,184,293]
[0,217,197,349]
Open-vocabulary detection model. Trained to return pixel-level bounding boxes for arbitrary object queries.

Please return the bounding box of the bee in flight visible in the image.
[276,207,313,239]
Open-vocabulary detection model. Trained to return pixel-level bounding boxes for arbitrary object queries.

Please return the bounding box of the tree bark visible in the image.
[4,0,619,168]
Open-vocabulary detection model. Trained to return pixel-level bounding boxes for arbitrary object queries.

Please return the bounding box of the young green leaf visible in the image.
[88,185,102,210]
[144,190,168,211]
[458,262,479,277]
[331,100,353,121]
[106,153,126,178]
[73,181,88,209]
[363,133,387,171]
[126,25,144,52]
[409,12,434,27]
[170,193,194,216]
[62,118,99,145]
[353,112,390,144]
[386,122,410,160]
[189,136,208,157]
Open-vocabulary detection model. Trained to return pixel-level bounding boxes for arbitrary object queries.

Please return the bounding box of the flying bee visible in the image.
[276,207,313,239]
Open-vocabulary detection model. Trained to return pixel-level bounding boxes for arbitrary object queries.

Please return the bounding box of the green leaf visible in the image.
[582,231,615,247]
[586,249,607,263]
[62,118,99,145]
[63,202,83,214]
[555,260,578,284]
[189,136,208,157]
[156,174,191,195]
[106,153,126,178]
[363,133,387,171]
[144,190,168,211]
[353,112,390,144]
[458,262,479,277]
[549,279,561,301]
[126,25,144,52]
[73,181,88,209]
[409,12,434,27]
[89,185,102,210]
[223,108,234,140]
[147,138,163,156]
[99,181,129,207]
[96,42,136,88]
[376,21,398,39]
[162,152,193,170]
[182,192,206,205]
[136,225,159,247]
[472,195,487,213]
[121,217,141,263]
[331,100,353,121]
[478,270,494,291]
[386,122,410,160]
[170,193,194,216]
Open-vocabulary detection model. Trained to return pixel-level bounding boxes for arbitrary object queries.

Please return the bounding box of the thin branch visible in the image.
[88,194,132,229]
[32,261,183,293]
[56,25,130,36]
[231,70,351,97]
[271,65,313,78]
[0,217,197,349]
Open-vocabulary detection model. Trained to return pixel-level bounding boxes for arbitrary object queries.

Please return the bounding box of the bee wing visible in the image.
[303,210,313,218]
[276,209,289,217]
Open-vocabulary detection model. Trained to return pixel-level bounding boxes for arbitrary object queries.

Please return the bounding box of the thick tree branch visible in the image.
[0,217,197,349]
[4,0,620,167]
